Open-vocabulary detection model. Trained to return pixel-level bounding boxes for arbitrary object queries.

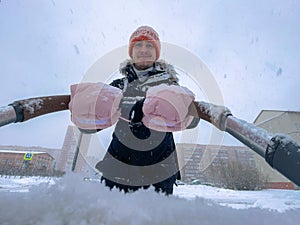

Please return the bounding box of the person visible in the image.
[69,25,200,195]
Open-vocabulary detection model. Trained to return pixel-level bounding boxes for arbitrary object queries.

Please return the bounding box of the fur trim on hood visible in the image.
[119,59,179,82]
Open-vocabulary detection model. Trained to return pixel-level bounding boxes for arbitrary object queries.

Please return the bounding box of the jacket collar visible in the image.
[119,59,179,82]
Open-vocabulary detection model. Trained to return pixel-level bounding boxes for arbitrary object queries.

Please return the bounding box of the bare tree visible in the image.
[201,159,268,190]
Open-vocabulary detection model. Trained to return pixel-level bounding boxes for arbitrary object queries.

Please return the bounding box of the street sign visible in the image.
[24,153,33,161]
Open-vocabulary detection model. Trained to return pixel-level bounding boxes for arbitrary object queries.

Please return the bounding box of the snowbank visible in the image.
[1,174,300,225]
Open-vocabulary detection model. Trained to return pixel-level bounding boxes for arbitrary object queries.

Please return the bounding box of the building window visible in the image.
[1,159,7,165]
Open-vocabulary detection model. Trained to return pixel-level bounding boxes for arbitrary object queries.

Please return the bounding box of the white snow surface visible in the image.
[1,174,300,225]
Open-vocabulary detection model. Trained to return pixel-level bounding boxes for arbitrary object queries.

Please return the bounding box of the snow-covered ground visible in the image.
[1,174,300,225]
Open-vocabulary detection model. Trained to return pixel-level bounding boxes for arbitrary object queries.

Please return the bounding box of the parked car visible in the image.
[190,179,201,185]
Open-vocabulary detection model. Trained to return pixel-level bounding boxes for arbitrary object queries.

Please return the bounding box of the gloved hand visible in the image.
[69,82,123,130]
[129,99,151,139]
[142,84,195,132]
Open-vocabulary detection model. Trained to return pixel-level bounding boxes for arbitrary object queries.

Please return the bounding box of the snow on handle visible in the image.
[192,101,232,131]
[0,95,70,127]
[22,98,43,114]
[15,95,70,121]
[191,101,272,157]
[225,116,272,157]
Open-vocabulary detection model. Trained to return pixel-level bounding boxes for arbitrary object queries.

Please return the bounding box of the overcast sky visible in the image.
[0,0,299,149]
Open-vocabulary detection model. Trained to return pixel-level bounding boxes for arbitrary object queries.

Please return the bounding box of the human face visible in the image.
[131,40,156,70]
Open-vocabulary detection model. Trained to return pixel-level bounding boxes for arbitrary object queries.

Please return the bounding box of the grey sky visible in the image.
[0,0,299,148]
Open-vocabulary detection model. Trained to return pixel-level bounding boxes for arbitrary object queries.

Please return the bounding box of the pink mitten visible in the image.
[69,82,123,129]
[142,84,195,132]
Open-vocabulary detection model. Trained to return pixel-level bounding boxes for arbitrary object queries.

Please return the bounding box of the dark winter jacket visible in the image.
[96,60,199,187]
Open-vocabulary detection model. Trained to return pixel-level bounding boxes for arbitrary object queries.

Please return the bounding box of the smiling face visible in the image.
[131,40,157,70]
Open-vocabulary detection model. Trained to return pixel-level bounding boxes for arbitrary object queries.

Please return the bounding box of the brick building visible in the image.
[0,149,54,175]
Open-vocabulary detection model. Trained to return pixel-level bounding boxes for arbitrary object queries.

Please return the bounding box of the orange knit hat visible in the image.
[128,26,161,60]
